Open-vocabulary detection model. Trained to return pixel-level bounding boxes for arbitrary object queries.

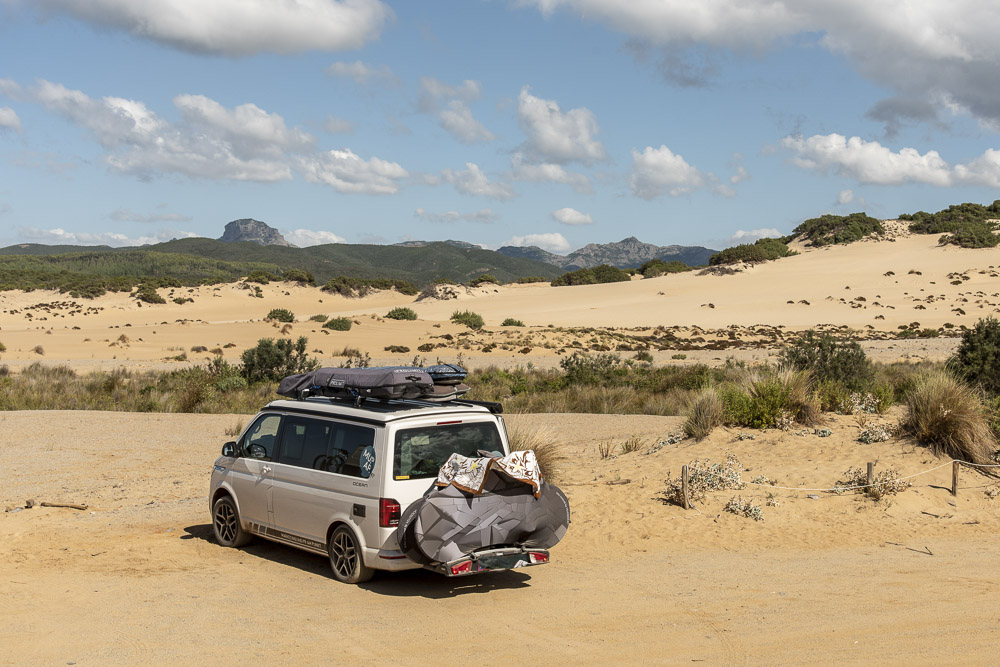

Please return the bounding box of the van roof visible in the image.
[261,396,499,424]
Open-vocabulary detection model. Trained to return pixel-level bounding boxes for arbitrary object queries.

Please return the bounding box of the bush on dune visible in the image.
[902,370,996,464]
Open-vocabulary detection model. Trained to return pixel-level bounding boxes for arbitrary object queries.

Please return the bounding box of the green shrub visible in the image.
[559,351,623,384]
[789,212,884,247]
[309,314,329,322]
[172,297,193,305]
[551,264,631,287]
[684,388,725,440]
[939,223,1000,248]
[902,200,1000,233]
[0,342,6,353]
[948,317,1000,394]
[903,370,996,464]
[323,317,352,331]
[501,318,525,327]
[709,238,796,265]
[240,336,318,383]
[133,284,166,304]
[322,276,419,298]
[384,345,410,353]
[469,274,501,287]
[516,276,547,284]
[780,331,875,392]
[451,310,484,330]
[245,270,278,284]
[265,308,295,323]
[633,350,654,363]
[386,307,418,321]
[720,367,819,429]
[282,268,315,284]
[639,259,692,278]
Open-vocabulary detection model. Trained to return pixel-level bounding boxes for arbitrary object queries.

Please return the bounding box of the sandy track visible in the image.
[3,410,1000,664]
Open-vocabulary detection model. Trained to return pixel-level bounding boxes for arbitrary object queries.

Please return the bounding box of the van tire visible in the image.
[213,496,253,548]
[328,525,374,584]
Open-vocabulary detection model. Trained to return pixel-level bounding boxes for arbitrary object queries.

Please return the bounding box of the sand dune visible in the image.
[0,232,996,372]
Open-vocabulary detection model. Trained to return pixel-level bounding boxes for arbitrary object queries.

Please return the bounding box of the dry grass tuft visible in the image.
[504,417,569,483]
[684,387,725,440]
[902,370,997,464]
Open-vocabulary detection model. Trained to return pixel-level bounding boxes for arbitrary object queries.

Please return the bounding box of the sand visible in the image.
[2,410,1000,664]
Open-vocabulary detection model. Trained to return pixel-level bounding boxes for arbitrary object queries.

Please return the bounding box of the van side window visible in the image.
[241,414,282,461]
[276,416,375,478]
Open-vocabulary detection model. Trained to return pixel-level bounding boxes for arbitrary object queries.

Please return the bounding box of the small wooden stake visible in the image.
[681,464,691,510]
[952,461,960,496]
[867,462,875,489]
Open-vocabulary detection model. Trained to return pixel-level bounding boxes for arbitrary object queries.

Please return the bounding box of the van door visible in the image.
[271,416,380,548]
[229,413,281,526]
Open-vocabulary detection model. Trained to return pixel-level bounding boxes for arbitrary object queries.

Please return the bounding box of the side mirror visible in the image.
[222,441,236,457]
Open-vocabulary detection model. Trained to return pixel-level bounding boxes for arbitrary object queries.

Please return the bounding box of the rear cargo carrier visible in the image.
[396,450,570,572]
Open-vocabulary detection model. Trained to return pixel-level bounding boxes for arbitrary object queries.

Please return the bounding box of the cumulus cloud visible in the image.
[326,60,397,85]
[502,232,571,254]
[629,145,706,198]
[551,207,593,225]
[23,79,303,181]
[0,106,21,133]
[520,0,1000,129]
[726,228,781,244]
[836,189,854,205]
[17,226,197,246]
[297,148,408,194]
[509,153,592,193]
[26,0,391,56]
[414,208,498,223]
[417,78,493,144]
[282,229,346,246]
[782,133,955,186]
[109,208,192,223]
[517,87,605,165]
[441,162,515,200]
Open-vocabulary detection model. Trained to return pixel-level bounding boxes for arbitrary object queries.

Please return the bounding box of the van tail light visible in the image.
[528,551,549,564]
[379,498,401,527]
[450,559,474,575]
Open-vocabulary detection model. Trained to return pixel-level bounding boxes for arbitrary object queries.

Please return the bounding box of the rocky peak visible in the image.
[218,219,295,247]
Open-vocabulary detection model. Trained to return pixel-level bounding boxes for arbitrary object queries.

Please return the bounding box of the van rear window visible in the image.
[393,422,503,480]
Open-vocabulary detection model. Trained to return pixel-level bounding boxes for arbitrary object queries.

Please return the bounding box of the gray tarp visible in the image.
[278,367,435,400]
[396,454,570,564]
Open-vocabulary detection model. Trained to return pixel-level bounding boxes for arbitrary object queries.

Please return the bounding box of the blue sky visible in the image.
[1,1,999,254]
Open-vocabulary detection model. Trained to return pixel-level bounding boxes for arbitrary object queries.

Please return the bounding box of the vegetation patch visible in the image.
[323,317,352,331]
[468,274,500,287]
[501,318,525,327]
[265,308,295,323]
[901,201,1000,248]
[551,264,631,287]
[903,370,997,464]
[322,276,419,298]
[639,259,692,278]
[709,238,796,265]
[385,307,418,321]
[788,212,884,246]
[949,317,1000,394]
[451,310,485,330]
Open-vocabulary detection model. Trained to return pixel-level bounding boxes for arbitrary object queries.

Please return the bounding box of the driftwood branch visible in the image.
[40,501,89,510]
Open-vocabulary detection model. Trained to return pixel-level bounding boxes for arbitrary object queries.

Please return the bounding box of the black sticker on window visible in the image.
[359,445,376,479]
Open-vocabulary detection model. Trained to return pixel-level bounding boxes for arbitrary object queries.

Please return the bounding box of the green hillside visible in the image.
[0,239,562,297]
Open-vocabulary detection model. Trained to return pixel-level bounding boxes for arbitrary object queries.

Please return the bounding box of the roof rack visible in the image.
[289,394,503,414]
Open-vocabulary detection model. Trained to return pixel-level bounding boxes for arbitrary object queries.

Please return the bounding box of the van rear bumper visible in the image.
[366,547,422,571]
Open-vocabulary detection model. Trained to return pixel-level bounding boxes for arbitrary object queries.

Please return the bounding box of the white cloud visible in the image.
[326,60,396,85]
[110,208,192,223]
[503,232,571,254]
[0,106,21,133]
[520,0,1000,128]
[17,226,197,246]
[730,165,749,184]
[517,87,605,165]
[297,148,408,194]
[414,208,498,223]
[727,228,781,243]
[324,115,354,134]
[629,145,706,198]
[28,0,391,56]
[509,154,592,193]
[836,189,854,205]
[782,133,954,186]
[417,78,493,144]
[551,207,593,225]
[26,79,301,181]
[441,162,515,200]
[954,149,1000,188]
[282,229,346,246]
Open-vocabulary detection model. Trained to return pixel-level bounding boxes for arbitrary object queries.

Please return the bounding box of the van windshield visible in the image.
[393,421,503,480]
